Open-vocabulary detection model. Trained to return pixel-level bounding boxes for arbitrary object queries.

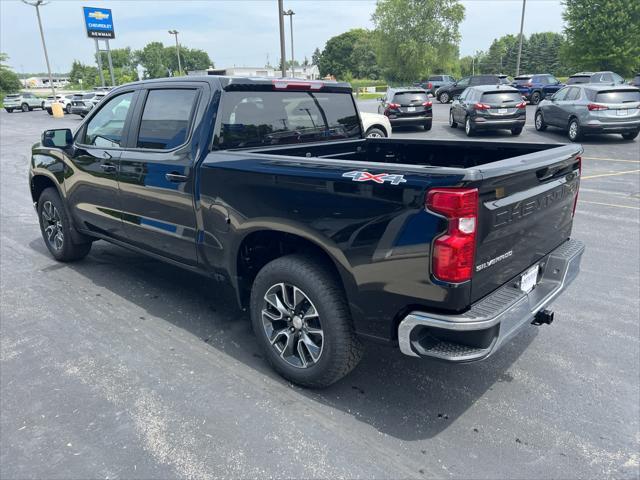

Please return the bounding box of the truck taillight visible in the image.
[426,188,479,283]
[587,103,608,111]
[573,156,582,217]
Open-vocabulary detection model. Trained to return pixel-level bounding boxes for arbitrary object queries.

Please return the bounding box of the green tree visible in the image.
[318,29,380,80]
[135,41,168,79]
[0,53,22,94]
[69,60,99,88]
[561,0,639,77]
[311,47,322,67]
[372,0,465,82]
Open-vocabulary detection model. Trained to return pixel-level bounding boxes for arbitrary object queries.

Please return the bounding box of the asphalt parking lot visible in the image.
[1,105,639,479]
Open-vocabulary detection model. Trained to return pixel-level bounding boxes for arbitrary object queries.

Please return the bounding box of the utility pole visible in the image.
[515,0,526,76]
[277,0,286,77]
[168,30,182,75]
[22,0,55,97]
[283,9,295,77]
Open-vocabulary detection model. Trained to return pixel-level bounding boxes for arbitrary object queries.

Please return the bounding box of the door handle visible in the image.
[100,163,116,172]
[165,172,188,183]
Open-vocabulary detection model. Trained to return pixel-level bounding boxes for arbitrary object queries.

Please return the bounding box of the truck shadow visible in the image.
[29,237,537,441]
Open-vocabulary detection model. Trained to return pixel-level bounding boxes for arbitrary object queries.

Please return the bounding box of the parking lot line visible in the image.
[580,200,640,210]
[581,169,640,180]
[582,156,640,164]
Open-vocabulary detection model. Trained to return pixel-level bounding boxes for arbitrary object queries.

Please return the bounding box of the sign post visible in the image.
[82,6,115,86]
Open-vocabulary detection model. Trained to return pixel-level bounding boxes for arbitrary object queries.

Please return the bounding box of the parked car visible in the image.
[534,84,640,141]
[378,88,432,130]
[567,71,626,85]
[360,112,392,137]
[630,73,640,87]
[69,92,106,117]
[435,75,503,103]
[3,92,45,113]
[449,85,527,136]
[29,76,584,387]
[512,74,564,104]
[413,75,456,95]
[44,94,75,114]
[498,74,513,85]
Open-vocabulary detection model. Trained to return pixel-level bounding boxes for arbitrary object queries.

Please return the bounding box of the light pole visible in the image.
[21,0,55,97]
[283,9,295,77]
[515,0,527,76]
[168,30,182,75]
[277,0,286,77]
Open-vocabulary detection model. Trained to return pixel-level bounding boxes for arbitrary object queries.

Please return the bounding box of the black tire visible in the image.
[250,254,363,388]
[511,127,523,136]
[423,119,432,131]
[465,116,475,137]
[365,127,386,138]
[621,130,639,141]
[41,101,45,109]
[21,103,29,113]
[567,118,582,142]
[37,187,92,262]
[530,91,542,105]
[5,108,13,113]
[535,111,547,131]
[438,92,450,104]
[65,103,72,114]
[449,110,457,128]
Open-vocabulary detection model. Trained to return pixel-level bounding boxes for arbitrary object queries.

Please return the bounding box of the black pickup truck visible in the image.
[29,77,585,387]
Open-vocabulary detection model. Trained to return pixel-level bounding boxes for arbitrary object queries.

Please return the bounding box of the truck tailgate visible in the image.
[471,146,582,302]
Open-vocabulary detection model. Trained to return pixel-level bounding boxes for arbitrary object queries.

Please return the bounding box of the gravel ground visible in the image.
[1,105,639,479]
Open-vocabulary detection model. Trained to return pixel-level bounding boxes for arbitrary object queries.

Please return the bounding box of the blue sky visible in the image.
[0,0,564,73]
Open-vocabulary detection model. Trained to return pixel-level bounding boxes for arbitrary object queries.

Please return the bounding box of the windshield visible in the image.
[595,90,640,103]
[481,92,523,103]
[215,91,361,149]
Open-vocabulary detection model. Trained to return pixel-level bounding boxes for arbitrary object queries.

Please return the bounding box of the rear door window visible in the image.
[595,90,640,103]
[480,91,523,104]
[136,89,199,150]
[393,91,428,104]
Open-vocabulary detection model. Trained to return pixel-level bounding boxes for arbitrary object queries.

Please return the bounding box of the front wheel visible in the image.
[65,103,72,114]
[41,101,45,109]
[621,130,639,141]
[250,254,363,388]
[439,92,450,104]
[5,108,13,113]
[365,127,386,138]
[568,118,582,142]
[465,116,475,137]
[535,111,547,131]
[37,188,92,262]
[449,110,457,128]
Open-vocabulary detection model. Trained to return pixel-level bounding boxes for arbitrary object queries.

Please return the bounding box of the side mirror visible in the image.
[42,128,73,148]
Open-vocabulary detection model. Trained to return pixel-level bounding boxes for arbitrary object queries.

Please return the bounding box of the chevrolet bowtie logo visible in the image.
[88,11,109,20]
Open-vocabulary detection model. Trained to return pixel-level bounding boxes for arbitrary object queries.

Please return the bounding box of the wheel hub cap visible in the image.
[41,201,64,251]
[262,283,324,369]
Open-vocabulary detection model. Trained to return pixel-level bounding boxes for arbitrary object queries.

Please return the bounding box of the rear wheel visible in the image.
[365,127,386,138]
[5,108,13,113]
[449,110,457,128]
[250,254,363,388]
[568,118,582,142]
[41,101,45,109]
[465,116,475,137]
[21,103,29,113]
[439,92,450,104]
[621,130,639,141]
[423,119,432,131]
[511,127,523,136]
[530,91,542,105]
[65,103,72,114]
[535,111,547,131]
[37,188,92,262]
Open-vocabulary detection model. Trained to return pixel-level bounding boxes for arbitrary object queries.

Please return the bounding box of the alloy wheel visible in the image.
[569,121,578,140]
[261,282,324,369]
[465,118,471,134]
[440,93,449,103]
[366,131,383,138]
[535,113,543,130]
[41,201,64,251]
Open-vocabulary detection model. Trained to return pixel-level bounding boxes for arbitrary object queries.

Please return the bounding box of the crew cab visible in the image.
[29,77,585,387]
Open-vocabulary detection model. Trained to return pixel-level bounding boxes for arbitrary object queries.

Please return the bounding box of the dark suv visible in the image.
[449,85,527,136]
[435,75,503,103]
[414,75,456,95]
[512,74,564,104]
[567,71,626,85]
[378,88,433,130]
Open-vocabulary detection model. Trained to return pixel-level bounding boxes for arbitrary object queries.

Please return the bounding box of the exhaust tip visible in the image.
[532,309,554,326]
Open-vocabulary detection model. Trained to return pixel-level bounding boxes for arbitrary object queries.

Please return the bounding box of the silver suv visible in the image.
[535,84,640,141]
[3,92,45,113]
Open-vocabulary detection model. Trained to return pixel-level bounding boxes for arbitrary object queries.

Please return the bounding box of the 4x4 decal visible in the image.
[342,171,407,185]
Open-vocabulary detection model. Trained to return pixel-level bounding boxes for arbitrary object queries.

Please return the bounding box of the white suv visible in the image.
[3,92,45,113]
[44,94,76,114]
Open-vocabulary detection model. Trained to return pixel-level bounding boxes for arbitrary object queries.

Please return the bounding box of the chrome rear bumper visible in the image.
[398,239,585,361]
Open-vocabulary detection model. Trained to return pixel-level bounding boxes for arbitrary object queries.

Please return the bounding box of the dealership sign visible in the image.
[82,6,115,39]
